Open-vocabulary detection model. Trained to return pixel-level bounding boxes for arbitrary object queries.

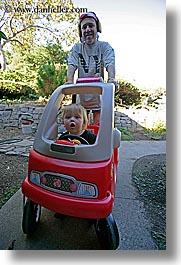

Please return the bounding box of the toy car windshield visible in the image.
[33,81,120,162]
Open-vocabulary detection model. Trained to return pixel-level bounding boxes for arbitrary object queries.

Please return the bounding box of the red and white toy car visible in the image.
[22,78,121,249]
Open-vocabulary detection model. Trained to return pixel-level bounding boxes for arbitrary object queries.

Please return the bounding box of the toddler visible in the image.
[59,104,96,144]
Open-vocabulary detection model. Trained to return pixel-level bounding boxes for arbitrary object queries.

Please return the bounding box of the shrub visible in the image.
[146,120,166,140]
[37,62,67,97]
[115,80,141,106]
[117,127,134,141]
[0,66,38,99]
[0,43,68,100]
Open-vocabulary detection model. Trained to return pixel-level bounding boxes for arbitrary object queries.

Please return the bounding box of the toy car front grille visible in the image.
[41,174,73,193]
[30,170,98,198]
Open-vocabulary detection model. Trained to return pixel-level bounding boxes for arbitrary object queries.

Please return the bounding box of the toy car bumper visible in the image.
[22,177,114,219]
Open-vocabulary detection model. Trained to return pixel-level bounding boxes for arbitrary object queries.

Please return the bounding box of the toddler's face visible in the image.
[63,111,84,135]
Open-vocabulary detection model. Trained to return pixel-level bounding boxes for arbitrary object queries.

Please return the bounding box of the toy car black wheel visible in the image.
[22,197,41,235]
[94,213,119,250]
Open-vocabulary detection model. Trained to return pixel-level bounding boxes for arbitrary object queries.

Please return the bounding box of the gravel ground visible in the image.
[0,128,30,208]
[132,154,166,250]
[0,154,28,208]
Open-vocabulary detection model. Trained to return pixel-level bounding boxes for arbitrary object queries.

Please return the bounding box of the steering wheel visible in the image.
[59,134,89,145]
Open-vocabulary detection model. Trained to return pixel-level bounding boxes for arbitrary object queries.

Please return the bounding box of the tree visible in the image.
[115,80,142,106]
[0,30,8,70]
[0,43,68,99]
[0,0,80,70]
[37,61,67,96]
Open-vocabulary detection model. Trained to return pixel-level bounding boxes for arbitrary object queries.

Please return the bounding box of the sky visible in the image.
[73,0,166,90]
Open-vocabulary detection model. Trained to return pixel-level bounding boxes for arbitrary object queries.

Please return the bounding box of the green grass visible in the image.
[117,127,134,141]
[145,120,166,140]
[0,187,18,208]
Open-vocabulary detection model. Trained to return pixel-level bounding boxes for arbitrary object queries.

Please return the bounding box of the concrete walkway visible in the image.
[0,141,166,250]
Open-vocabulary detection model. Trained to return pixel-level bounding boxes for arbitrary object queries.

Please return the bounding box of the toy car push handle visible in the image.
[76,77,103,83]
[72,77,103,103]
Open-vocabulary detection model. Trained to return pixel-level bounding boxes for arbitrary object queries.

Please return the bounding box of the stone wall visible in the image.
[0,102,166,133]
[115,107,166,131]
[0,103,45,132]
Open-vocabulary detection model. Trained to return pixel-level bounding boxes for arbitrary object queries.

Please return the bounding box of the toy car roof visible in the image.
[33,82,121,162]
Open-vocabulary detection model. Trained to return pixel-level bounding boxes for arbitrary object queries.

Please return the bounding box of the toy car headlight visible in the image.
[30,171,41,185]
[77,183,97,197]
